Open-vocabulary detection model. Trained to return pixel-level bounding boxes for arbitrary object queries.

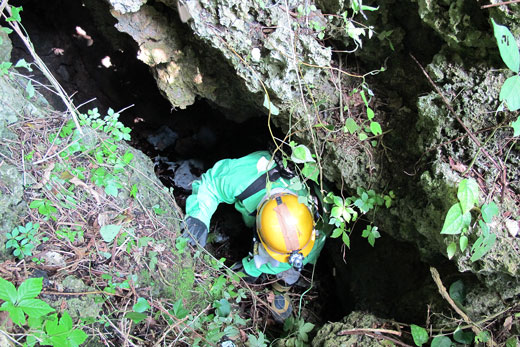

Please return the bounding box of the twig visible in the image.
[153,301,215,346]
[102,315,139,347]
[481,0,520,8]
[337,329,412,347]
[430,267,496,346]
[0,329,23,346]
[338,327,403,336]
[42,290,120,296]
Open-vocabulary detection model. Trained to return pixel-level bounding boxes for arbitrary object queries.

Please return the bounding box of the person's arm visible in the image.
[184,151,273,245]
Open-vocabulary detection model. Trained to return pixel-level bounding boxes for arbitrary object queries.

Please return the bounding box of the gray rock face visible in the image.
[102,4,520,340]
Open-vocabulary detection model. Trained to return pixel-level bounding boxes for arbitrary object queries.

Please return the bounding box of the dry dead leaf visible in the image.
[97,212,116,227]
[266,291,275,304]
[505,219,519,237]
[33,162,55,189]
[70,176,101,204]
[504,316,513,330]
[449,157,467,173]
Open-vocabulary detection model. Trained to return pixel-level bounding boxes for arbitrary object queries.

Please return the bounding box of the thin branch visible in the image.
[430,267,496,346]
[481,0,520,9]
[337,329,412,347]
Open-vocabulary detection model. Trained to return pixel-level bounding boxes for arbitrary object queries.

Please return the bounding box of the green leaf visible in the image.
[130,184,138,198]
[214,299,231,317]
[447,242,457,259]
[512,118,520,137]
[453,327,474,344]
[133,297,150,313]
[25,80,35,98]
[301,322,314,333]
[29,200,44,208]
[358,132,368,141]
[122,151,134,164]
[369,121,382,136]
[301,162,319,183]
[470,232,496,262]
[440,204,471,235]
[459,235,468,252]
[18,298,54,318]
[6,6,23,22]
[0,61,12,76]
[173,299,189,319]
[0,277,18,303]
[8,305,26,326]
[431,335,452,347]
[69,328,88,346]
[410,324,428,346]
[330,228,343,238]
[500,75,520,111]
[449,280,465,307]
[342,232,350,248]
[263,94,279,115]
[17,277,43,301]
[125,311,147,323]
[457,179,479,214]
[481,202,498,223]
[344,118,360,134]
[100,224,122,243]
[14,58,32,72]
[291,145,315,163]
[475,331,491,343]
[366,107,375,120]
[105,183,119,197]
[58,311,73,331]
[506,337,518,347]
[492,19,519,73]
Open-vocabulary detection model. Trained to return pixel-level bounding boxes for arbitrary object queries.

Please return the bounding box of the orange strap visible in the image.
[273,197,300,251]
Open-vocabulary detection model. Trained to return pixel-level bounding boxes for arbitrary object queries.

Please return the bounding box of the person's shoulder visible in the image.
[244,150,270,158]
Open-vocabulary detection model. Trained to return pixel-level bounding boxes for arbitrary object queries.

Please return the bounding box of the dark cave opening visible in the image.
[8,0,463,331]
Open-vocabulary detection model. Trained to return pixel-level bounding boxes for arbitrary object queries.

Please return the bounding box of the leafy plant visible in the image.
[0,277,86,345]
[247,331,269,347]
[91,167,123,197]
[56,226,84,244]
[6,222,39,259]
[440,178,498,261]
[491,19,520,113]
[0,277,54,326]
[361,224,380,247]
[125,297,151,324]
[289,141,319,183]
[28,311,88,347]
[340,1,378,49]
[79,108,131,141]
[29,199,57,221]
[282,317,315,346]
[326,187,393,248]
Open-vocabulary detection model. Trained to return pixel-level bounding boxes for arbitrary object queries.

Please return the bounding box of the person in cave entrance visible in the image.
[182,149,326,323]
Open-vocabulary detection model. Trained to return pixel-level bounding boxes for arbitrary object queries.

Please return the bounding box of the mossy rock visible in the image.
[313,311,400,346]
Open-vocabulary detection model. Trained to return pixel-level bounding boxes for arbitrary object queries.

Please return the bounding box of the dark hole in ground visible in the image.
[11,0,462,334]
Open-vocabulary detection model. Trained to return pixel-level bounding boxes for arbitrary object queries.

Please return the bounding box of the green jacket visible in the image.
[185,151,326,277]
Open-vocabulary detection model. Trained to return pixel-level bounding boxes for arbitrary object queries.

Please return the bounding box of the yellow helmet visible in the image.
[256,193,315,268]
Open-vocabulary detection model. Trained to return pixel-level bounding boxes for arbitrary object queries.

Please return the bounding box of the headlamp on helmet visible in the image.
[288,251,304,271]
